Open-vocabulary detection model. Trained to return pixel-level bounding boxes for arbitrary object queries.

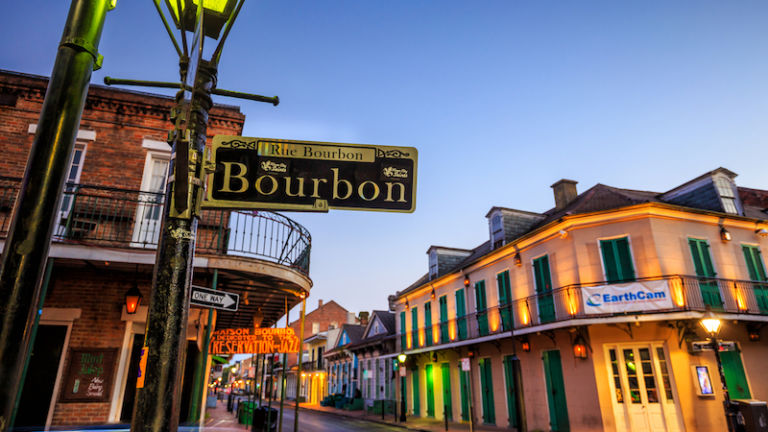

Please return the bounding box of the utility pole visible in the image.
[0,1,111,431]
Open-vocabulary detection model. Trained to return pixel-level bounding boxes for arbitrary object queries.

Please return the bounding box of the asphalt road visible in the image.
[276,407,405,432]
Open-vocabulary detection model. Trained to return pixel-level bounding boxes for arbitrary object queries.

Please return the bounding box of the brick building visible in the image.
[0,70,312,428]
[283,299,358,400]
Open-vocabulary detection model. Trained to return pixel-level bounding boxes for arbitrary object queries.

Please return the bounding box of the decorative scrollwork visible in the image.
[223,139,257,149]
[376,149,410,158]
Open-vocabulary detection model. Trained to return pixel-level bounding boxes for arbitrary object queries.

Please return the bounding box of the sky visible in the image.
[2,1,768,320]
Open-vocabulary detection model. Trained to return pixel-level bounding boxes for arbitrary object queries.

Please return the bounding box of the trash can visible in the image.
[251,406,278,432]
[733,399,768,432]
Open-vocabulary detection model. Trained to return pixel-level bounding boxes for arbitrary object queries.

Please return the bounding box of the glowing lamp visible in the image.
[573,341,587,359]
[514,253,522,267]
[124,283,142,314]
[165,0,237,39]
[520,337,531,352]
[748,328,761,342]
[398,353,407,363]
[720,226,732,242]
[700,312,722,336]
[464,276,470,288]
[430,287,436,299]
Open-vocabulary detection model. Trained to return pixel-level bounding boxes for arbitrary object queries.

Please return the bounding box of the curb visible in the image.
[299,406,430,432]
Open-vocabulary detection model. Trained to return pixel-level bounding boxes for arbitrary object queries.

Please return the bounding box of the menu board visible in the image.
[60,348,117,402]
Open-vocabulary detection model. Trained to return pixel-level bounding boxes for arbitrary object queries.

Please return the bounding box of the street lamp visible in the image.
[165,0,236,38]
[700,312,735,432]
[398,354,407,422]
[124,283,143,315]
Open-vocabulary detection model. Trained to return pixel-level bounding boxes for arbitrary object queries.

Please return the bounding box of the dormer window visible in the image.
[429,252,438,279]
[490,214,504,248]
[714,176,738,214]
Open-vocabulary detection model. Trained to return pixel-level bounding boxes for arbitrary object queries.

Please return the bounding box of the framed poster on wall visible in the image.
[692,365,715,396]
[60,348,117,402]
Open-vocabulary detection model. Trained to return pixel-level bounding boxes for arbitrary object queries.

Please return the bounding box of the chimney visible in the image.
[317,299,323,309]
[551,179,578,211]
[358,311,370,326]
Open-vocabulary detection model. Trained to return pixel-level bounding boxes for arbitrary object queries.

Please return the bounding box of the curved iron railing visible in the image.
[0,177,311,274]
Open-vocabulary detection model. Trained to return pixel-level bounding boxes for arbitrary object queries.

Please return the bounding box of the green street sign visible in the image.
[204,136,418,212]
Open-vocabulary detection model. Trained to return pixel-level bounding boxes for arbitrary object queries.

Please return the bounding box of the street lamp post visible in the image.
[0,1,112,431]
[700,312,735,432]
[397,354,406,422]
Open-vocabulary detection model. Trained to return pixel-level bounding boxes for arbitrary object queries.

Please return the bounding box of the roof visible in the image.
[397,169,768,299]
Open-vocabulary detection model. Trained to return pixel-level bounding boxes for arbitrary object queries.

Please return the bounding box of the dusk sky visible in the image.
[2,1,768,319]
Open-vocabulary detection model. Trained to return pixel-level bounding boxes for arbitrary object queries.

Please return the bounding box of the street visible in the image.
[204,400,406,432]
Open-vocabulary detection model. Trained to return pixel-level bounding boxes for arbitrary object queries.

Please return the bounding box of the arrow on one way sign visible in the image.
[189,285,239,312]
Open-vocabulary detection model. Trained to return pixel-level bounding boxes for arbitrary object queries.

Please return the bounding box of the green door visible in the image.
[534,256,556,323]
[441,363,453,421]
[459,369,470,421]
[497,270,513,331]
[478,358,496,424]
[689,238,723,309]
[475,281,489,336]
[543,350,570,432]
[426,364,435,417]
[411,307,419,348]
[412,368,420,416]
[743,245,768,312]
[503,355,518,428]
[720,350,751,399]
[600,237,636,283]
[456,289,468,341]
[424,302,433,346]
[439,295,449,343]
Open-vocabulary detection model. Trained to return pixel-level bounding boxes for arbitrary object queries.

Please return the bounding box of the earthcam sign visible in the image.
[582,280,673,315]
[204,136,417,212]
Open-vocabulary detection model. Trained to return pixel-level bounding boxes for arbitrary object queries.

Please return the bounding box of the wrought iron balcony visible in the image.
[399,274,768,352]
[0,177,311,274]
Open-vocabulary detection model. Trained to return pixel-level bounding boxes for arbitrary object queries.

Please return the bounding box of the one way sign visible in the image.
[190,286,239,312]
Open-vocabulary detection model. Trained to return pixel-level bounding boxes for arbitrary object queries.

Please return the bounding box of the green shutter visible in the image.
[689,238,723,309]
[400,311,407,349]
[743,245,768,312]
[412,367,420,416]
[600,237,636,283]
[424,302,433,346]
[411,307,419,347]
[456,289,467,341]
[534,256,556,323]
[543,350,570,432]
[459,369,470,421]
[503,355,518,428]
[497,271,513,331]
[441,363,453,421]
[426,364,435,417]
[475,281,489,336]
[439,295,449,343]
[720,350,751,399]
[479,358,495,424]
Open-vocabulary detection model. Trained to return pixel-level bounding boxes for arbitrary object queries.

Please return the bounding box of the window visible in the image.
[438,295,449,343]
[533,255,556,323]
[57,142,87,232]
[497,270,513,331]
[132,151,170,246]
[742,245,768,312]
[714,176,738,214]
[689,238,723,309]
[429,252,438,280]
[411,307,419,348]
[400,311,407,349]
[424,302,433,346]
[600,237,636,283]
[475,281,489,336]
[312,322,320,334]
[490,214,504,248]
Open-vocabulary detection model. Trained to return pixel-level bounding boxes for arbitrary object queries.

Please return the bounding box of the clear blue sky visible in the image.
[2,1,768,318]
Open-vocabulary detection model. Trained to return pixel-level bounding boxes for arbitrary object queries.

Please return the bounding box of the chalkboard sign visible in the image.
[60,348,117,402]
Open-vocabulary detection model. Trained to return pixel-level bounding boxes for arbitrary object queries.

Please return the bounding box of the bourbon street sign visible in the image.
[210,327,301,355]
[204,136,417,212]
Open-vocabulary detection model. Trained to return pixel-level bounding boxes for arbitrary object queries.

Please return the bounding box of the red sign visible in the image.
[211,327,300,354]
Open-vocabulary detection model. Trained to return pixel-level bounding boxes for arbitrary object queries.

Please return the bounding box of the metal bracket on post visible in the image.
[60,36,103,70]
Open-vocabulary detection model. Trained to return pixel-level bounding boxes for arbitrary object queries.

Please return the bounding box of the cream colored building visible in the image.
[393,168,768,432]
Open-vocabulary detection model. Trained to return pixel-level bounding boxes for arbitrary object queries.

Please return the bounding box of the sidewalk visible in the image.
[298,402,510,432]
[204,398,247,431]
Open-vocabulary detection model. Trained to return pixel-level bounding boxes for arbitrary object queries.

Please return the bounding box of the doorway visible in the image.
[119,333,145,422]
[15,325,69,428]
[604,343,683,432]
[542,350,569,432]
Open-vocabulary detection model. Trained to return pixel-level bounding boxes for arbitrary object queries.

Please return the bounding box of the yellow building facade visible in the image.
[394,169,768,432]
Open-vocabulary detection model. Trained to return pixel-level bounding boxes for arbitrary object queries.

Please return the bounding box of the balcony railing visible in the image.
[0,177,311,274]
[400,274,768,352]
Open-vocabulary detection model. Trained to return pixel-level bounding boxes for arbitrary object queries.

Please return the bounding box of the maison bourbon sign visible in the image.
[204,136,417,212]
[210,327,301,355]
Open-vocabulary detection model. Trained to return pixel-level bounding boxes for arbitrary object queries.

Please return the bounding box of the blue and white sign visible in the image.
[582,280,673,314]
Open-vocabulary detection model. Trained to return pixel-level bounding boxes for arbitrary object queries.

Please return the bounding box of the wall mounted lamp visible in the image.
[125,282,143,315]
[514,253,522,267]
[572,335,588,359]
[720,226,732,242]
[464,275,470,288]
[520,336,531,352]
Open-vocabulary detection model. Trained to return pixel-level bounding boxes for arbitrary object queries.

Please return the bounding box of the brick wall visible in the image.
[286,300,353,367]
